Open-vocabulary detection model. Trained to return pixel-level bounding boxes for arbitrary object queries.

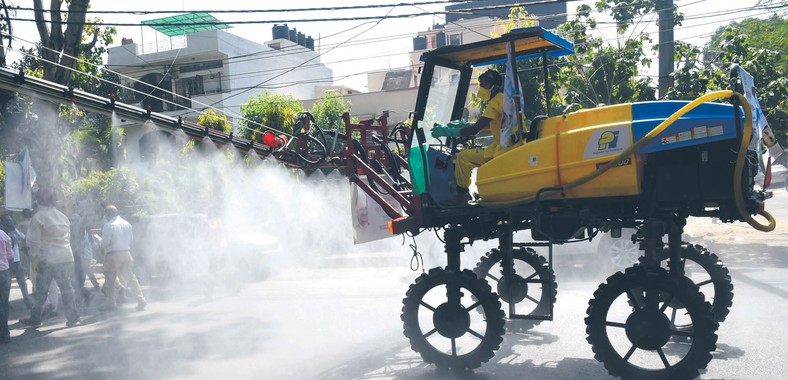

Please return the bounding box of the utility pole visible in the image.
[657,0,675,99]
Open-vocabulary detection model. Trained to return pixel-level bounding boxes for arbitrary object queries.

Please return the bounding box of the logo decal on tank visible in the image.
[582,125,632,159]
[598,131,619,150]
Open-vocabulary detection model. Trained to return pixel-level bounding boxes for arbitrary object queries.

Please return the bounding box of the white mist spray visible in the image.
[109,117,408,297]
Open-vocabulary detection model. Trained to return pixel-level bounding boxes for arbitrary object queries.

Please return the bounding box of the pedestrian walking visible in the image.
[96,205,146,311]
[0,227,13,343]
[17,209,31,278]
[68,207,100,307]
[20,189,81,328]
[17,208,60,317]
[77,228,101,291]
[0,214,32,309]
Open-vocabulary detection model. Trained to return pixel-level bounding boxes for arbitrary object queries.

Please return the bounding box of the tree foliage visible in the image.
[238,92,304,140]
[755,0,788,16]
[311,91,351,132]
[484,7,548,119]
[551,2,660,112]
[493,6,537,36]
[4,0,123,193]
[74,21,118,94]
[64,166,149,215]
[198,109,231,133]
[671,17,788,147]
[669,41,726,100]
[705,14,788,78]
[17,3,118,94]
[595,0,683,34]
[62,112,122,179]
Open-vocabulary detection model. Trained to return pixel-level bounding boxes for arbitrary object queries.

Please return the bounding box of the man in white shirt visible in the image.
[96,205,146,311]
[20,190,81,328]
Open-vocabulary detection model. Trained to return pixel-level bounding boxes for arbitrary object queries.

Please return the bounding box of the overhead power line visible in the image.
[16,2,775,86]
[11,1,458,15]
[7,0,577,26]
[200,3,402,112]
[7,1,783,29]
[16,4,772,95]
[91,2,666,78]
[6,1,663,76]
[5,0,779,134]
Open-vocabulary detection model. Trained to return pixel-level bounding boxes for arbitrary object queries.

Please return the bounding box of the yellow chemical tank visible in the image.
[477,104,644,206]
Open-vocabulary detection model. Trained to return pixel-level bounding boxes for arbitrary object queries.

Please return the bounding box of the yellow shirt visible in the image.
[480,93,520,158]
[482,92,504,144]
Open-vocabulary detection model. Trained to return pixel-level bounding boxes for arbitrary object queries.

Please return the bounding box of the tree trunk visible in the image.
[29,0,90,194]
[33,0,89,84]
[29,109,68,193]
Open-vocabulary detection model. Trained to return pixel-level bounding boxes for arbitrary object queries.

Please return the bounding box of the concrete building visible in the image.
[309,1,568,126]
[313,85,363,97]
[106,14,332,164]
[109,6,566,165]
[409,17,501,91]
[301,17,501,126]
[303,87,418,126]
[303,72,418,124]
[444,0,567,30]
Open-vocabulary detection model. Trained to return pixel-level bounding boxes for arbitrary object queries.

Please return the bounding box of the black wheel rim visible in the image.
[473,248,555,321]
[667,244,734,323]
[586,267,718,379]
[402,267,505,370]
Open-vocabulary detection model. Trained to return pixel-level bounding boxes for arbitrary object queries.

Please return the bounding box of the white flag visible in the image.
[500,43,524,149]
[738,67,767,149]
[4,146,37,210]
[16,147,37,191]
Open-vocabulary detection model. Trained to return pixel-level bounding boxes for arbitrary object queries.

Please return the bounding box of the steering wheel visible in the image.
[435,134,476,156]
[294,112,315,136]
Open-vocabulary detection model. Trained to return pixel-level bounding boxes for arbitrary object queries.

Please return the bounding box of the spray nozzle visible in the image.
[65,86,75,103]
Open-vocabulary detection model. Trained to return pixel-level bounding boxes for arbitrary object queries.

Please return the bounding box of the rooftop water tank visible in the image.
[288,28,297,43]
[272,24,289,40]
[413,36,427,50]
[436,32,446,48]
[297,32,306,47]
[305,36,315,50]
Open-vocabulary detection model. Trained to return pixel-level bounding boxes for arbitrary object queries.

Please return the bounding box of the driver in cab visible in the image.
[431,69,520,204]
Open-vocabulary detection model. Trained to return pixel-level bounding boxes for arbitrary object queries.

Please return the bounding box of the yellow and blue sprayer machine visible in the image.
[0,24,777,380]
[344,26,776,379]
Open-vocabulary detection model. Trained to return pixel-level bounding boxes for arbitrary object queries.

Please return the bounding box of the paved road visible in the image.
[0,191,785,379]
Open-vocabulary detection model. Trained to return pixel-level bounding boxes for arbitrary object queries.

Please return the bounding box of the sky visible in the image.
[6,0,772,92]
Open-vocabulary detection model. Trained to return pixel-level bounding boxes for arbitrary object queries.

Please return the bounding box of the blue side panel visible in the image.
[425,147,457,203]
[631,101,741,154]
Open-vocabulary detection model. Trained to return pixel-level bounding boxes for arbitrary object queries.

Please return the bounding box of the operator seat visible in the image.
[526,115,547,143]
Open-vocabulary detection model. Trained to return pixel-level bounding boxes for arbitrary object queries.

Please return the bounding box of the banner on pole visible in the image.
[500,42,524,149]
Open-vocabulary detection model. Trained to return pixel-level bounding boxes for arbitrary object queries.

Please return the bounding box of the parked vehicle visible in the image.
[131,214,213,284]
[226,227,282,280]
[536,228,641,278]
[593,229,641,270]
[754,162,787,190]
[131,214,280,285]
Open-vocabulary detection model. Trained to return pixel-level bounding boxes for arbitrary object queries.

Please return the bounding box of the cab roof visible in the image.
[420,26,574,67]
